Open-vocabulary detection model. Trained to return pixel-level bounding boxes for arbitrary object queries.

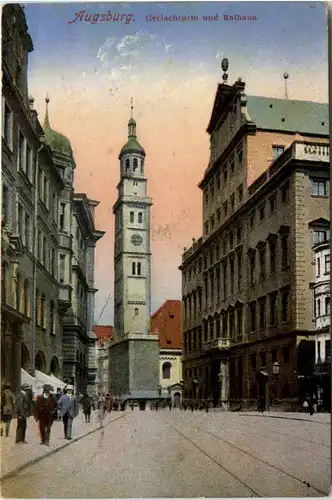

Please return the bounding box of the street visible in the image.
[1,410,330,498]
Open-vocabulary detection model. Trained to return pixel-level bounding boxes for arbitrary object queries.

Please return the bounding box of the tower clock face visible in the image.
[131,234,143,246]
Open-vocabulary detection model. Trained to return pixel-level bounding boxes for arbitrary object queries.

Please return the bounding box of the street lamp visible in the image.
[272,361,280,401]
[272,361,280,375]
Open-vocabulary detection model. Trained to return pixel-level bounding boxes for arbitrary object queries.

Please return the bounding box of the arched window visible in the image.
[134,308,139,316]
[41,293,46,328]
[140,160,144,174]
[24,279,29,316]
[132,262,136,275]
[130,211,134,223]
[125,159,130,174]
[133,158,138,171]
[15,272,21,311]
[50,301,55,334]
[138,212,143,223]
[162,362,172,379]
[137,262,141,276]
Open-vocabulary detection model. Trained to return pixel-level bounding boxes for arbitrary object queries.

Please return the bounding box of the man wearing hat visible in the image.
[35,384,57,445]
[58,388,79,440]
[15,383,30,443]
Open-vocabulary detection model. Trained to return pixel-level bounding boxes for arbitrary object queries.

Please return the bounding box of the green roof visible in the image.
[120,136,146,157]
[246,96,328,136]
[43,103,73,157]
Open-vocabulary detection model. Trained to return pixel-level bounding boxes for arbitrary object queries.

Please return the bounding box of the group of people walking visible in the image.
[1,381,95,446]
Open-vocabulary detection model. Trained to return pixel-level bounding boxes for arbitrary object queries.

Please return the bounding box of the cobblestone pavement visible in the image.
[0,409,121,479]
[1,410,330,498]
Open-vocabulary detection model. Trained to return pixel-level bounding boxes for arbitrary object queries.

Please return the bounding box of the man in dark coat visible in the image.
[35,385,57,445]
[1,382,15,437]
[15,383,30,443]
[80,392,92,423]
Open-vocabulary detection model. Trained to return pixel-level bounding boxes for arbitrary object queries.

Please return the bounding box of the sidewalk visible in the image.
[0,410,123,479]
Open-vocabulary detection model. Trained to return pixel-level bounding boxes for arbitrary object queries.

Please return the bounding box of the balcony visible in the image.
[59,233,72,249]
[58,284,72,315]
[202,337,231,352]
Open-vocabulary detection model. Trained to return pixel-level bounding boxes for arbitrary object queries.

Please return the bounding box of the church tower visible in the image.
[108,102,160,400]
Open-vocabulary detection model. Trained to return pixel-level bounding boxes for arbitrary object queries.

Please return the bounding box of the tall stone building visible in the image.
[1,4,64,394]
[180,68,329,407]
[108,107,159,399]
[1,4,104,395]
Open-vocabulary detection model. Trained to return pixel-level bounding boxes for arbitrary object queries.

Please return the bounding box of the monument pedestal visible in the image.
[108,333,160,399]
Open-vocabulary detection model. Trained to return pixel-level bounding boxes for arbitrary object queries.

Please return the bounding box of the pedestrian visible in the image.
[35,384,57,446]
[312,394,318,414]
[15,383,30,444]
[1,382,15,437]
[55,388,62,420]
[58,388,79,440]
[169,400,172,411]
[80,392,92,423]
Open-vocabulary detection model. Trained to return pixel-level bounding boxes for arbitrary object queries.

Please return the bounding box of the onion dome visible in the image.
[43,95,73,157]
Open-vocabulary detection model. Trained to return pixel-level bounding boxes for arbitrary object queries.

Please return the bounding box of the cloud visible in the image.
[97,31,175,85]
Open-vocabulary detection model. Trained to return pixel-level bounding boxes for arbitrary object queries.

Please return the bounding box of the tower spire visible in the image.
[128,98,137,138]
[283,72,289,100]
[44,93,50,128]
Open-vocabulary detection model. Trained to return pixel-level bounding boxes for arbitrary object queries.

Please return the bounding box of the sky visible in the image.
[23,1,328,325]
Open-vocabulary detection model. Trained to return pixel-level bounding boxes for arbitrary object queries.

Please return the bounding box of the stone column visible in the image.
[12,324,23,395]
[220,359,229,410]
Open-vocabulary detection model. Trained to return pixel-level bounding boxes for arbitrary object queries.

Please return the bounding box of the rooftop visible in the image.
[151,300,182,350]
[93,325,113,346]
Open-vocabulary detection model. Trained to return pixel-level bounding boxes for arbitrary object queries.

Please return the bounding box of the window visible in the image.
[133,158,138,171]
[25,212,30,250]
[311,179,327,197]
[17,204,23,240]
[325,254,330,274]
[223,237,227,255]
[36,289,40,325]
[132,262,136,275]
[125,159,130,173]
[3,102,12,148]
[50,301,55,334]
[130,211,134,223]
[204,221,209,236]
[230,155,235,174]
[230,257,234,294]
[317,298,321,317]
[134,308,139,316]
[229,309,235,338]
[230,193,235,213]
[38,170,43,200]
[250,210,255,229]
[217,209,221,223]
[162,362,171,379]
[269,239,276,275]
[325,340,331,360]
[237,251,243,291]
[281,182,289,203]
[15,273,21,312]
[41,293,46,328]
[229,230,234,249]
[18,132,25,171]
[269,195,277,214]
[259,203,265,222]
[26,144,32,180]
[258,247,266,281]
[238,184,243,202]
[216,175,221,191]
[325,297,330,316]
[271,349,278,363]
[237,147,243,168]
[237,306,243,336]
[313,229,329,245]
[272,145,285,159]
[2,184,9,225]
[249,302,256,332]
[281,289,290,323]
[137,262,142,276]
[223,168,228,184]
[249,252,256,285]
[59,254,66,283]
[51,248,56,277]
[59,203,66,231]
[43,235,47,268]
[281,235,289,268]
[259,298,266,330]
[138,212,143,223]
[223,201,228,218]
[223,262,227,297]
[210,215,215,230]
[37,230,42,260]
[237,226,242,244]
[269,293,277,326]
[317,257,321,276]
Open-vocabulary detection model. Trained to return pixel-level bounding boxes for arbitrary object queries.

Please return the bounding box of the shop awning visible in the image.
[21,368,36,389]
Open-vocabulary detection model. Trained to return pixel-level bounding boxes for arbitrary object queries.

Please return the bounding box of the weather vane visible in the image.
[221,58,229,84]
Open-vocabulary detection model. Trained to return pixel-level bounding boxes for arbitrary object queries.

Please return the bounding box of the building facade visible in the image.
[151,300,183,404]
[1,4,64,394]
[108,109,160,399]
[94,325,113,394]
[180,72,329,407]
[1,4,104,395]
[313,241,331,409]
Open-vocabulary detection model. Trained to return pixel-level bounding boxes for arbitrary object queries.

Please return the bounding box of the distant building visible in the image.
[180,71,329,408]
[94,325,113,394]
[151,300,183,405]
[313,241,330,410]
